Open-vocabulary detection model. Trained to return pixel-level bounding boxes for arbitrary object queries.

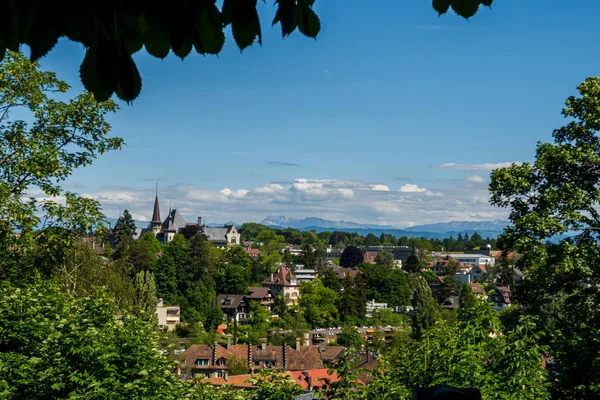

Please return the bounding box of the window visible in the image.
[217,358,225,366]
[195,359,209,366]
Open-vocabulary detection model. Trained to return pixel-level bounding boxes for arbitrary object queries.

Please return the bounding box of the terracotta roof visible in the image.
[245,248,261,256]
[468,283,486,294]
[319,346,345,362]
[496,286,512,295]
[287,346,324,371]
[253,345,284,363]
[202,371,295,388]
[262,267,297,286]
[215,345,248,363]
[180,344,213,366]
[336,268,359,279]
[476,264,488,273]
[290,369,344,390]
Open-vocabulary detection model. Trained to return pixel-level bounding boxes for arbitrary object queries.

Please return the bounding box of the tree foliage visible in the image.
[0,51,121,283]
[490,77,600,398]
[340,245,363,268]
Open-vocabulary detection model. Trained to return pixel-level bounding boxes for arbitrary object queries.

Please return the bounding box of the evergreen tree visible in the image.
[112,209,136,246]
[458,283,476,310]
[133,270,158,322]
[410,277,439,340]
[340,245,363,268]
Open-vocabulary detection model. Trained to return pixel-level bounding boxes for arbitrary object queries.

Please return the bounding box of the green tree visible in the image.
[0,279,204,399]
[248,300,271,328]
[219,264,250,295]
[336,326,365,349]
[133,270,158,322]
[321,267,342,292]
[0,51,121,283]
[226,354,248,376]
[364,233,381,246]
[359,263,410,307]
[374,249,395,267]
[459,282,477,310]
[298,279,339,328]
[204,306,224,333]
[298,243,315,269]
[410,277,439,340]
[338,275,367,323]
[112,209,137,246]
[340,245,363,268]
[404,254,422,273]
[489,77,600,398]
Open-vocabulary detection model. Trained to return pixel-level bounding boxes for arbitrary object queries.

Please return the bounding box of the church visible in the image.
[142,191,241,248]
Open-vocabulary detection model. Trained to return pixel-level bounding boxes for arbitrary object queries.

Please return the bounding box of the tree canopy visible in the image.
[490,76,600,398]
[0,1,492,102]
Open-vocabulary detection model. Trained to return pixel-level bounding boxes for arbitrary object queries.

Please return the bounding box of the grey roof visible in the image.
[161,209,187,232]
[204,227,229,243]
[216,294,244,309]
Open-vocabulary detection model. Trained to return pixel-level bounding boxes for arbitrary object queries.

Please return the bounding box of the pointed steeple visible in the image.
[151,184,161,223]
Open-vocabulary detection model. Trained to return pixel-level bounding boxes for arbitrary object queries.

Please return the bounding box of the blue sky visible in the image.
[34,0,600,227]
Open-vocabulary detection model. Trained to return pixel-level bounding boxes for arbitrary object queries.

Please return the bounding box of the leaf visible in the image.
[297,5,320,38]
[114,51,142,103]
[432,0,452,15]
[173,37,193,60]
[195,5,225,55]
[450,0,481,19]
[273,0,297,37]
[80,43,110,102]
[143,23,170,59]
[223,0,261,51]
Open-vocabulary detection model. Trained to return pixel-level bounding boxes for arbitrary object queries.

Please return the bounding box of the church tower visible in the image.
[151,184,162,236]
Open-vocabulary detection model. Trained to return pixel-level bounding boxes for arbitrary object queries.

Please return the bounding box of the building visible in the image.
[156,299,180,331]
[217,294,249,325]
[204,225,241,248]
[246,287,275,312]
[326,247,343,260]
[363,251,378,264]
[142,190,240,246]
[365,299,389,317]
[335,267,360,280]
[180,340,345,379]
[294,265,317,283]
[245,248,261,260]
[489,286,512,310]
[262,266,300,303]
[446,253,494,267]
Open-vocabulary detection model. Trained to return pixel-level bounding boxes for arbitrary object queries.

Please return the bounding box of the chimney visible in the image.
[226,334,232,350]
[304,371,312,390]
[295,337,301,351]
[282,343,287,369]
[224,371,229,382]
[212,342,218,365]
[261,339,267,351]
[247,342,253,372]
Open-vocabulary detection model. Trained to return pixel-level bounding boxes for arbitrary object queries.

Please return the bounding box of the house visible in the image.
[204,225,241,248]
[489,286,512,310]
[156,299,180,331]
[217,294,249,325]
[469,264,487,282]
[261,266,300,303]
[446,253,494,268]
[246,287,275,312]
[365,299,389,317]
[468,283,487,299]
[180,340,346,378]
[295,265,317,283]
[442,295,460,309]
[335,267,360,280]
[245,248,261,260]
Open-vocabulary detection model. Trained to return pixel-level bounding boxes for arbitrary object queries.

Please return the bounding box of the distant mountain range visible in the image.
[103,215,509,240]
[260,215,509,239]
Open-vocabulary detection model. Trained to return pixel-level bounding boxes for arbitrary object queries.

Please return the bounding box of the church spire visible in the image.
[151,184,161,223]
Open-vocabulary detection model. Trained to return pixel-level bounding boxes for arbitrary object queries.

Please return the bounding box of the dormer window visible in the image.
[195,358,209,366]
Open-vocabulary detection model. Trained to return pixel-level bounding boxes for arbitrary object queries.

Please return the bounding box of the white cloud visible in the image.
[465,175,486,183]
[370,184,390,191]
[76,177,507,228]
[399,184,427,193]
[436,162,520,171]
